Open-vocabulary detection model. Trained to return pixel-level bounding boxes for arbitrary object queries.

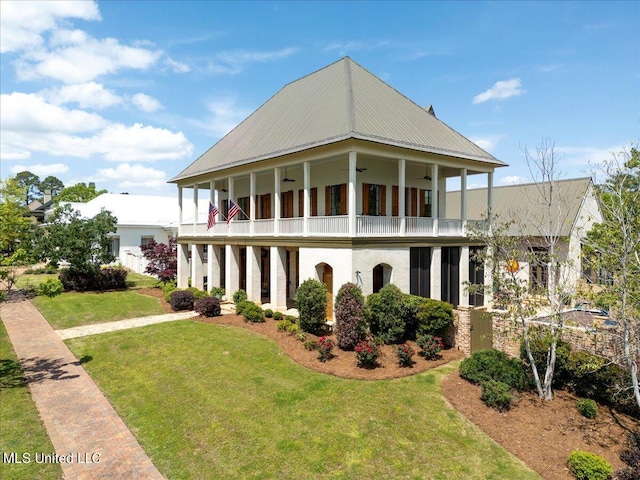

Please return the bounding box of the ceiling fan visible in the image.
[417,165,432,181]
[341,166,367,173]
[282,167,296,182]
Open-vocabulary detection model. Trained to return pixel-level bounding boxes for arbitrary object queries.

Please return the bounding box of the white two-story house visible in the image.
[170,57,504,315]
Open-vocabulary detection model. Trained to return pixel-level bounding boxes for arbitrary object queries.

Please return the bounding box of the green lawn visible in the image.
[32,290,167,330]
[14,273,58,290]
[0,321,62,480]
[67,321,539,480]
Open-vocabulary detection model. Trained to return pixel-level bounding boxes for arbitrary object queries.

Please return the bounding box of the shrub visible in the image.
[480,380,512,412]
[58,266,128,292]
[209,286,225,299]
[520,328,572,389]
[414,298,454,338]
[242,302,265,323]
[460,349,528,390]
[294,279,327,334]
[355,339,381,368]
[566,350,625,404]
[38,278,63,297]
[567,450,612,480]
[170,290,195,311]
[366,284,405,344]
[401,294,424,338]
[416,334,444,360]
[194,297,221,317]
[285,315,297,322]
[616,429,640,480]
[273,311,284,320]
[304,339,317,351]
[235,300,250,315]
[576,399,598,419]
[276,320,292,332]
[316,336,335,362]
[162,282,177,301]
[97,267,128,290]
[334,282,367,350]
[232,289,248,304]
[264,308,274,318]
[186,287,209,300]
[394,343,415,367]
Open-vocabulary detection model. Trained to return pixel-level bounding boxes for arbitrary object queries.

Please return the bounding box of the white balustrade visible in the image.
[279,218,304,235]
[356,216,400,236]
[308,216,348,236]
[253,219,275,235]
[405,217,435,236]
[229,220,250,235]
[438,219,463,235]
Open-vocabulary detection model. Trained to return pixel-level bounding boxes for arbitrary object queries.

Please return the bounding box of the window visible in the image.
[362,183,386,216]
[108,236,120,258]
[325,184,346,216]
[256,193,272,219]
[281,190,294,218]
[421,189,432,217]
[140,236,154,247]
[410,247,431,297]
[529,247,549,291]
[237,196,250,220]
[405,187,418,216]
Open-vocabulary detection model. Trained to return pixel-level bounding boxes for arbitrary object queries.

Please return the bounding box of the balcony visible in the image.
[179,215,480,238]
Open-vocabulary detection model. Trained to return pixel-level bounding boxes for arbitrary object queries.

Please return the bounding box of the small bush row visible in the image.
[59,267,128,292]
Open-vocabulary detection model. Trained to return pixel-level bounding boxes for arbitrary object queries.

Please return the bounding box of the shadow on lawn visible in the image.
[0,355,94,387]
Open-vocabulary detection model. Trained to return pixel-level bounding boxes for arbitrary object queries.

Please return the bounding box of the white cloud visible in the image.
[94,123,193,161]
[191,97,252,138]
[471,135,505,152]
[473,78,524,104]
[0,0,100,53]
[10,163,69,176]
[499,175,527,185]
[206,47,298,75]
[556,145,623,167]
[42,82,123,109]
[131,93,163,113]
[95,163,168,188]
[0,146,31,161]
[165,57,191,73]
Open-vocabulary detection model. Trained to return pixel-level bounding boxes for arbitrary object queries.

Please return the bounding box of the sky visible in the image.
[1,0,639,197]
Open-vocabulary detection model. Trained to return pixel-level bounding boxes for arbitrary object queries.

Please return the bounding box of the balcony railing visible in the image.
[179,215,474,238]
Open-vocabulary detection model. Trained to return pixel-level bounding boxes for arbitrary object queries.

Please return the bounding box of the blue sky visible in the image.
[1,0,638,196]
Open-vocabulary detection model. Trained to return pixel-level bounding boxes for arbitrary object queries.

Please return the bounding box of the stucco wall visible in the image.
[115,226,174,274]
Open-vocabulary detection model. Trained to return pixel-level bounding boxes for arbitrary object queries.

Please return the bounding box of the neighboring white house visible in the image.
[446,176,603,298]
[169,57,506,315]
[46,194,180,274]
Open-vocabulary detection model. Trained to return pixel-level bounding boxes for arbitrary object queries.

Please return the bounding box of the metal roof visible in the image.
[446,177,593,237]
[171,57,504,183]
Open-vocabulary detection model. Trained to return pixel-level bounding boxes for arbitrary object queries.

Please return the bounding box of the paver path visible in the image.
[1,295,165,480]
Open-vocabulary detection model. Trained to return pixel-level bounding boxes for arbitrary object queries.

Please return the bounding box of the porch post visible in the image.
[193,184,198,229]
[192,244,205,290]
[432,164,439,235]
[227,177,234,236]
[246,245,261,303]
[274,167,281,236]
[303,161,310,236]
[249,172,256,236]
[487,171,494,224]
[225,244,240,299]
[461,168,468,232]
[348,151,357,237]
[270,246,287,310]
[177,242,189,288]
[207,244,221,290]
[430,246,442,300]
[459,245,470,307]
[399,159,406,236]
[178,186,183,225]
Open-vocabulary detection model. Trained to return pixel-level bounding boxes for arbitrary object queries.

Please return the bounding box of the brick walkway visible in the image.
[1,295,165,480]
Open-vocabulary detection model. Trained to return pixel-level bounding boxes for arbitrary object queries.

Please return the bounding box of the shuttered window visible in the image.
[326,184,347,216]
[392,185,398,216]
[362,183,386,216]
[281,190,294,218]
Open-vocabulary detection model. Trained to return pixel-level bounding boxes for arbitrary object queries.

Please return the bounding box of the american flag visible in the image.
[207,202,218,229]
[226,200,240,225]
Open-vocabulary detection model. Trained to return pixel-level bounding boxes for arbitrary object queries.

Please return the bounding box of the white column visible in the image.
[227,177,234,235]
[225,244,240,299]
[178,186,183,225]
[193,184,198,229]
[461,167,468,225]
[274,167,281,236]
[207,244,221,290]
[249,172,256,236]
[246,245,262,303]
[270,246,287,310]
[303,161,310,236]
[177,242,189,288]
[348,151,357,237]
[432,164,439,235]
[192,244,205,290]
[459,245,470,307]
[430,246,442,300]
[487,171,494,223]
[399,159,406,236]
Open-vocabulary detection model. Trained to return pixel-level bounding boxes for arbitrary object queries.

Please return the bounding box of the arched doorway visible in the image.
[373,263,392,293]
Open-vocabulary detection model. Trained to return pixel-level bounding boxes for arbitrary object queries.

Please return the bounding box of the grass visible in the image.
[67,321,540,479]
[32,290,167,330]
[0,321,62,480]
[126,272,162,289]
[14,273,58,290]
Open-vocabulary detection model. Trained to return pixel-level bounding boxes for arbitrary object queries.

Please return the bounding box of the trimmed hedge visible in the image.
[366,284,405,344]
[232,289,248,304]
[295,279,327,334]
[334,282,367,350]
[170,290,195,311]
[194,297,221,317]
[460,349,528,390]
[242,302,265,323]
[480,380,512,411]
[59,267,128,292]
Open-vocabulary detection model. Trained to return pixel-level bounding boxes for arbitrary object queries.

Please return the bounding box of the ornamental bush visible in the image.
[186,287,209,300]
[616,429,640,480]
[567,450,612,480]
[416,334,444,360]
[273,311,283,320]
[170,290,195,311]
[520,327,572,389]
[460,348,528,390]
[294,279,327,334]
[334,282,367,350]
[480,380,512,411]
[394,343,415,367]
[235,300,250,315]
[209,286,225,299]
[232,289,248,304]
[162,282,177,301]
[242,302,265,323]
[414,298,454,338]
[38,278,63,298]
[264,308,274,318]
[576,399,598,419]
[194,297,221,317]
[566,350,625,405]
[58,266,128,292]
[366,284,405,344]
[355,338,381,368]
[316,336,335,362]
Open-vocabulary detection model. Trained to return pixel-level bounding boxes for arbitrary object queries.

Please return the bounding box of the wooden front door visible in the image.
[322,264,333,320]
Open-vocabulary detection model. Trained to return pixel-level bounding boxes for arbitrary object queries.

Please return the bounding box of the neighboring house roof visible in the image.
[51,194,179,228]
[171,57,504,183]
[446,177,594,237]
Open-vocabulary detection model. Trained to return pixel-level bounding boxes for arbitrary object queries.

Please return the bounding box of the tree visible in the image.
[15,171,41,206]
[39,176,65,198]
[0,177,34,256]
[37,204,117,272]
[56,182,107,203]
[140,238,177,284]
[584,146,640,409]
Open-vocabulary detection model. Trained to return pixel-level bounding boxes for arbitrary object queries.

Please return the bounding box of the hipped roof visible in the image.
[171,57,504,183]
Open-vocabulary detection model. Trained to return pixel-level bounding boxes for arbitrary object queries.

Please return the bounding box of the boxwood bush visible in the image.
[334,282,367,350]
[242,301,265,323]
[194,297,221,317]
[59,267,128,292]
[460,348,529,390]
[170,290,195,311]
[414,298,454,338]
[294,279,327,334]
[38,278,64,297]
[232,289,248,304]
[480,380,512,411]
[567,450,612,480]
[366,284,405,344]
[273,311,283,320]
[576,399,598,419]
[264,308,274,318]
